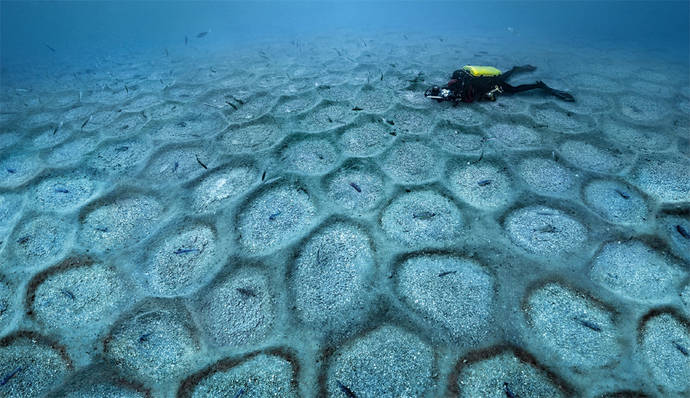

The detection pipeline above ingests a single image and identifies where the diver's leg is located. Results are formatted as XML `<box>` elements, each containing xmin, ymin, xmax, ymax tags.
<box><xmin>501</xmin><ymin>65</ymin><xmax>537</xmax><ymax>80</ymax></box>
<box><xmin>501</xmin><ymin>82</ymin><xmax>541</xmax><ymax>93</ymax></box>
<box><xmin>536</xmin><ymin>80</ymin><xmax>575</xmax><ymax>101</ymax></box>
<box><xmin>502</xmin><ymin>81</ymin><xmax>574</xmax><ymax>101</ymax></box>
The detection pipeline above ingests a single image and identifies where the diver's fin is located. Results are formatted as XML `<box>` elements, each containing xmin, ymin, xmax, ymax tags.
<box><xmin>537</xmin><ymin>81</ymin><xmax>575</xmax><ymax>102</ymax></box>
<box><xmin>551</xmin><ymin>89</ymin><xmax>575</xmax><ymax>102</ymax></box>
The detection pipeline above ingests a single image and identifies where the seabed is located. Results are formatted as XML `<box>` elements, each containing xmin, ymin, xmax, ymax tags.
<box><xmin>0</xmin><ymin>33</ymin><xmax>689</xmax><ymax>397</ymax></box>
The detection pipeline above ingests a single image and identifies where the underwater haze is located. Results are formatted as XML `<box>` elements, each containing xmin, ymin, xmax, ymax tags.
<box><xmin>1</xmin><ymin>1</ymin><xmax>689</xmax><ymax>397</ymax></box>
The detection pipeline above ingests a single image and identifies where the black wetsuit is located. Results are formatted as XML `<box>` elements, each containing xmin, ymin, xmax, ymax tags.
<box><xmin>445</xmin><ymin>65</ymin><xmax>574</xmax><ymax>102</ymax></box>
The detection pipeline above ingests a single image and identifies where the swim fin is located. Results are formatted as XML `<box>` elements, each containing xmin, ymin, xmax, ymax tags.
<box><xmin>537</xmin><ymin>81</ymin><xmax>575</xmax><ymax>102</ymax></box>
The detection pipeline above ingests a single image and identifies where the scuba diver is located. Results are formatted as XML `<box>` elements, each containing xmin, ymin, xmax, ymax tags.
<box><xmin>425</xmin><ymin>65</ymin><xmax>574</xmax><ymax>103</ymax></box>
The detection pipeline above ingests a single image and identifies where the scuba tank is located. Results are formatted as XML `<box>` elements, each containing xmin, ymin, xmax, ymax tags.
<box><xmin>461</xmin><ymin>65</ymin><xmax>502</xmax><ymax>77</ymax></box>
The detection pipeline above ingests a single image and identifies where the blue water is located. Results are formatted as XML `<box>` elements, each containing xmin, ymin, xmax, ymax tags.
<box><xmin>1</xmin><ymin>1</ymin><xmax>689</xmax><ymax>398</ymax></box>
<box><xmin>2</xmin><ymin>1</ymin><xmax>688</xmax><ymax>68</ymax></box>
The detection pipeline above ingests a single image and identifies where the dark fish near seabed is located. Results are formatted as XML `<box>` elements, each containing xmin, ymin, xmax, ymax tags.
<box><xmin>45</xmin><ymin>44</ymin><xmax>56</xmax><ymax>52</ymax></box>
<box><xmin>236</xmin><ymin>287</ymin><xmax>257</xmax><ymax>297</ymax></box>
<box><xmin>185</xmin><ymin>35</ymin><xmax>188</xmax><ymax>45</ymax></box>
<box><xmin>673</xmin><ymin>340</ymin><xmax>689</xmax><ymax>356</ymax></box>
<box><xmin>138</xmin><ymin>332</ymin><xmax>153</xmax><ymax>343</ymax></box>
<box><xmin>477</xmin><ymin>179</ymin><xmax>492</xmax><ymax>186</ymax></box>
<box><xmin>614</xmin><ymin>189</ymin><xmax>630</xmax><ymax>199</ymax></box>
<box><xmin>197</xmin><ymin>29</ymin><xmax>210</xmax><ymax>38</ymax></box>
<box><xmin>413</xmin><ymin>211</ymin><xmax>436</xmax><ymax>220</ymax></box>
<box><xmin>675</xmin><ymin>224</ymin><xmax>690</xmax><ymax>239</ymax></box>
<box><xmin>195</xmin><ymin>155</ymin><xmax>208</xmax><ymax>169</ymax></box>
<box><xmin>174</xmin><ymin>248</ymin><xmax>199</xmax><ymax>255</ymax></box>
<box><xmin>54</xmin><ymin>187</ymin><xmax>69</xmax><ymax>193</ymax></box>
<box><xmin>0</xmin><ymin>366</ymin><xmax>23</xmax><ymax>386</ymax></box>
<box><xmin>336</xmin><ymin>380</ymin><xmax>357</xmax><ymax>398</ymax></box>
<box><xmin>233</xmin><ymin>387</ymin><xmax>246</xmax><ymax>398</ymax></box>
<box><xmin>349</xmin><ymin>182</ymin><xmax>362</xmax><ymax>192</ymax></box>
<box><xmin>503</xmin><ymin>382</ymin><xmax>516</xmax><ymax>398</ymax></box>
<box><xmin>61</xmin><ymin>289</ymin><xmax>75</xmax><ymax>300</ymax></box>
<box><xmin>575</xmin><ymin>316</ymin><xmax>601</xmax><ymax>332</ymax></box>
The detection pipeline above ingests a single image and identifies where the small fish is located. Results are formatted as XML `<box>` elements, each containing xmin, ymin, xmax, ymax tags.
<box><xmin>349</xmin><ymin>182</ymin><xmax>362</xmax><ymax>192</ymax></box>
<box><xmin>81</xmin><ymin>115</ymin><xmax>91</xmax><ymax>129</ymax></box>
<box><xmin>174</xmin><ymin>248</ymin><xmax>199</xmax><ymax>255</ymax></box>
<box><xmin>208</xmin><ymin>101</ymin><xmax>231</xmax><ymax>111</ymax></box>
<box><xmin>673</xmin><ymin>341</ymin><xmax>689</xmax><ymax>356</ymax></box>
<box><xmin>675</xmin><ymin>224</ymin><xmax>690</xmax><ymax>239</ymax></box>
<box><xmin>115</xmin><ymin>146</ymin><xmax>129</xmax><ymax>152</ymax></box>
<box><xmin>403</xmin><ymin>34</ymin><xmax>408</xmax><ymax>40</ymax></box>
<box><xmin>352</xmin><ymin>106</ymin><xmax>363</xmax><ymax>111</ymax></box>
<box><xmin>197</xmin><ymin>29</ymin><xmax>210</xmax><ymax>38</ymax></box>
<box><xmin>472</xmin><ymin>149</ymin><xmax>485</xmax><ymax>164</ymax></box>
<box><xmin>233</xmin><ymin>387</ymin><xmax>246</xmax><ymax>398</ymax></box>
<box><xmin>165</xmin><ymin>48</ymin><xmax>169</xmax><ymax>57</ymax></box>
<box><xmin>54</xmin><ymin>187</ymin><xmax>69</xmax><ymax>193</ymax></box>
<box><xmin>52</xmin><ymin>124</ymin><xmax>59</xmax><ymax>135</ymax></box>
<box><xmin>176</xmin><ymin>121</ymin><xmax>187</xmax><ymax>128</ymax></box>
<box><xmin>575</xmin><ymin>317</ymin><xmax>601</xmax><ymax>332</ymax></box>
<box><xmin>477</xmin><ymin>179</ymin><xmax>492</xmax><ymax>186</ymax></box>
<box><xmin>389</xmin><ymin>131</ymin><xmax>396</xmax><ymax>136</ymax></box>
<box><xmin>229</xmin><ymin>95</ymin><xmax>244</xmax><ymax>105</ymax></box>
<box><xmin>185</xmin><ymin>35</ymin><xmax>188</xmax><ymax>45</ymax></box>
<box><xmin>138</xmin><ymin>332</ymin><xmax>152</xmax><ymax>343</ymax></box>
<box><xmin>173</xmin><ymin>161</ymin><xmax>179</xmax><ymax>173</ymax></box>
<box><xmin>438</xmin><ymin>270</ymin><xmax>457</xmax><ymax>277</ymax></box>
<box><xmin>61</xmin><ymin>289</ymin><xmax>75</xmax><ymax>300</ymax></box>
<box><xmin>226</xmin><ymin>101</ymin><xmax>238</xmax><ymax>110</ymax></box>
<box><xmin>386</xmin><ymin>119</ymin><xmax>395</xmax><ymax>125</ymax></box>
<box><xmin>45</xmin><ymin>43</ymin><xmax>56</xmax><ymax>52</ymax></box>
<box><xmin>195</xmin><ymin>155</ymin><xmax>208</xmax><ymax>169</ymax></box>
<box><xmin>536</xmin><ymin>224</ymin><xmax>557</xmax><ymax>233</ymax></box>
<box><xmin>236</xmin><ymin>287</ymin><xmax>257</xmax><ymax>297</ymax></box>
<box><xmin>261</xmin><ymin>170</ymin><xmax>266</xmax><ymax>181</ymax></box>
<box><xmin>95</xmin><ymin>227</ymin><xmax>109</xmax><ymax>233</ymax></box>
<box><xmin>361</xmin><ymin>39</ymin><xmax>367</xmax><ymax>48</ymax></box>
<box><xmin>614</xmin><ymin>189</ymin><xmax>630</xmax><ymax>199</ymax></box>
<box><xmin>380</xmin><ymin>73</ymin><xmax>383</xmax><ymax>81</ymax></box>
<box><xmin>268</xmin><ymin>211</ymin><xmax>281</xmax><ymax>221</ymax></box>
<box><xmin>413</xmin><ymin>211</ymin><xmax>436</xmax><ymax>220</ymax></box>
<box><xmin>503</xmin><ymin>382</ymin><xmax>516</xmax><ymax>398</ymax></box>
<box><xmin>16</xmin><ymin>236</ymin><xmax>30</xmax><ymax>245</ymax></box>
<box><xmin>336</xmin><ymin>380</ymin><xmax>357</xmax><ymax>398</ymax></box>
<box><xmin>6</xmin><ymin>168</ymin><xmax>16</xmax><ymax>174</ymax></box>
<box><xmin>0</xmin><ymin>366</ymin><xmax>23</xmax><ymax>386</ymax></box>
<box><xmin>327</xmin><ymin>116</ymin><xmax>333</xmax><ymax>123</ymax></box>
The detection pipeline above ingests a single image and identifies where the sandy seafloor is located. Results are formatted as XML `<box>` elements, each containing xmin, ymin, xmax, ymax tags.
<box><xmin>0</xmin><ymin>32</ymin><xmax>689</xmax><ymax>398</ymax></box>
